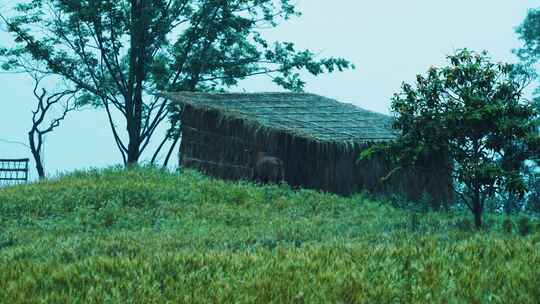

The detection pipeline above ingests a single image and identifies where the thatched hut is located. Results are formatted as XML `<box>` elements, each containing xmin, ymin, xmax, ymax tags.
<box><xmin>165</xmin><ymin>92</ymin><xmax>452</xmax><ymax>202</ymax></box>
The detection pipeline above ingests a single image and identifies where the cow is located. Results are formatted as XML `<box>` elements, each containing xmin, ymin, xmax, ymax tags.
<box><xmin>246</xmin><ymin>149</ymin><xmax>285</xmax><ymax>184</ymax></box>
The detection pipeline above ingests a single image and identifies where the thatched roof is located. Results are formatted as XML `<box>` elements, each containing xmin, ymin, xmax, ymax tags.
<box><xmin>165</xmin><ymin>92</ymin><xmax>397</xmax><ymax>143</ymax></box>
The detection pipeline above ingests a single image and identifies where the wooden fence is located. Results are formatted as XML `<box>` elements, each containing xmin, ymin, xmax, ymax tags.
<box><xmin>0</xmin><ymin>158</ymin><xmax>29</xmax><ymax>186</ymax></box>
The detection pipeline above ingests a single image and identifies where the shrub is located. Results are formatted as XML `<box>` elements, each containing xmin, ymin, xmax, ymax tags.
<box><xmin>455</xmin><ymin>217</ymin><xmax>473</xmax><ymax>231</ymax></box>
<box><xmin>502</xmin><ymin>218</ymin><xmax>514</xmax><ymax>234</ymax></box>
<box><xmin>409</xmin><ymin>212</ymin><xmax>420</xmax><ymax>232</ymax></box>
<box><xmin>518</xmin><ymin>217</ymin><xmax>532</xmax><ymax>236</ymax></box>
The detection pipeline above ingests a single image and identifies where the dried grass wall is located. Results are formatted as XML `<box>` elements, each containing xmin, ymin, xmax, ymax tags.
<box><xmin>179</xmin><ymin>104</ymin><xmax>453</xmax><ymax>203</ymax></box>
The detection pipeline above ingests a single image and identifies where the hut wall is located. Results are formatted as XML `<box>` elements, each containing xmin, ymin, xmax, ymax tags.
<box><xmin>178</xmin><ymin>104</ymin><xmax>453</xmax><ymax>203</ymax></box>
<box><xmin>348</xmin><ymin>145</ymin><xmax>454</xmax><ymax>204</ymax></box>
<box><xmin>179</xmin><ymin>106</ymin><xmax>254</xmax><ymax>180</ymax></box>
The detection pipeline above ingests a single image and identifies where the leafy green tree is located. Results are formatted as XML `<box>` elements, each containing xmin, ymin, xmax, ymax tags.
<box><xmin>515</xmin><ymin>8</ymin><xmax>540</xmax><ymax>214</ymax></box>
<box><xmin>369</xmin><ymin>49</ymin><xmax>539</xmax><ymax>229</ymax></box>
<box><xmin>516</xmin><ymin>8</ymin><xmax>540</xmax><ymax>66</ymax></box>
<box><xmin>0</xmin><ymin>0</ymin><xmax>352</xmax><ymax>166</ymax></box>
<box><xmin>516</xmin><ymin>8</ymin><xmax>540</xmax><ymax>107</ymax></box>
<box><xmin>525</xmin><ymin>171</ymin><xmax>540</xmax><ymax>213</ymax></box>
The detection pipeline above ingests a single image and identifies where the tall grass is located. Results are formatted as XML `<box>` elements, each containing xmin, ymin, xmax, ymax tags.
<box><xmin>0</xmin><ymin>167</ymin><xmax>538</xmax><ymax>303</ymax></box>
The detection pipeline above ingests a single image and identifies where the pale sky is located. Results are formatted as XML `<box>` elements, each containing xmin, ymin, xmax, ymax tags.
<box><xmin>0</xmin><ymin>1</ymin><xmax>537</xmax><ymax>179</ymax></box>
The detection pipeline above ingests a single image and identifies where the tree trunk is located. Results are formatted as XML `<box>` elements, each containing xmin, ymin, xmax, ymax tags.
<box><xmin>504</xmin><ymin>192</ymin><xmax>516</xmax><ymax>215</ymax></box>
<box><xmin>126</xmin><ymin>124</ymin><xmax>141</xmax><ymax>165</ymax></box>
<box><xmin>163</xmin><ymin>134</ymin><xmax>181</xmax><ymax>168</ymax></box>
<box><xmin>35</xmin><ymin>158</ymin><xmax>45</xmax><ymax>179</ymax></box>
<box><xmin>28</xmin><ymin>131</ymin><xmax>45</xmax><ymax>179</ymax></box>
<box><xmin>125</xmin><ymin>0</ymin><xmax>147</xmax><ymax>166</ymax></box>
<box><xmin>473</xmin><ymin>206</ymin><xmax>482</xmax><ymax>229</ymax></box>
<box><xmin>472</xmin><ymin>188</ymin><xmax>483</xmax><ymax>229</ymax></box>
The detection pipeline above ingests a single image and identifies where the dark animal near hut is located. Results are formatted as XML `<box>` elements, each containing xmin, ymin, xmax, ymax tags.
<box><xmin>251</xmin><ymin>151</ymin><xmax>285</xmax><ymax>184</ymax></box>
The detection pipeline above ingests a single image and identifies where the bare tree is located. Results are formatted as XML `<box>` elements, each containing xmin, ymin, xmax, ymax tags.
<box><xmin>0</xmin><ymin>48</ymin><xmax>81</xmax><ymax>179</ymax></box>
<box><xmin>28</xmin><ymin>74</ymin><xmax>78</xmax><ymax>179</ymax></box>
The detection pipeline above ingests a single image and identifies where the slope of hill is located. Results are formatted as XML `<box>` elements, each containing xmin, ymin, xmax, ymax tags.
<box><xmin>0</xmin><ymin>167</ymin><xmax>538</xmax><ymax>303</ymax></box>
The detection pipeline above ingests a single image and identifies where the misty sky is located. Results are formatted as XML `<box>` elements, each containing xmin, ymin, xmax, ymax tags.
<box><xmin>0</xmin><ymin>1</ymin><xmax>536</xmax><ymax>179</ymax></box>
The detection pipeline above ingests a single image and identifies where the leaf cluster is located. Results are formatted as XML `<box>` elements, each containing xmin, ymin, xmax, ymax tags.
<box><xmin>515</xmin><ymin>7</ymin><xmax>540</xmax><ymax>108</ymax></box>
<box><xmin>0</xmin><ymin>0</ymin><xmax>353</xmax><ymax>164</ymax></box>
<box><xmin>388</xmin><ymin>50</ymin><xmax>539</xmax><ymax>203</ymax></box>
<box><xmin>1</xmin><ymin>0</ymin><xmax>353</xmax><ymax>98</ymax></box>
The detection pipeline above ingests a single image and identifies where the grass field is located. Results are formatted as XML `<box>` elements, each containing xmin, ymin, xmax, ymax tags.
<box><xmin>0</xmin><ymin>167</ymin><xmax>539</xmax><ymax>303</ymax></box>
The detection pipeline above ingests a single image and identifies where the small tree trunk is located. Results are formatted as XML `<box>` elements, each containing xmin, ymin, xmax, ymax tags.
<box><xmin>504</xmin><ymin>192</ymin><xmax>516</xmax><ymax>215</ymax></box>
<box><xmin>150</xmin><ymin>135</ymin><xmax>169</xmax><ymax>165</ymax></box>
<box><xmin>35</xmin><ymin>160</ymin><xmax>45</xmax><ymax>179</ymax></box>
<box><xmin>473</xmin><ymin>206</ymin><xmax>482</xmax><ymax>229</ymax></box>
<box><xmin>163</xmin><ymin>135</ymin><xmax>181</xmax><ymax>168</ymax></box>
<box><xmin>472</xmin><ymin>188</ymin><xmax>483</xmax><ymax>229</ymax></box>
<box><xmin>28</xmin><ymin>131</ymin><xmax>45</xmax><ymax>180</ymax></box>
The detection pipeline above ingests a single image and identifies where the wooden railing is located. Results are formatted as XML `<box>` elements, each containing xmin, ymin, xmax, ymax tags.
<box><xmin>0</xmin><ymin>158</ymin><xmax>29</xmax><ymax>186</ymax></box>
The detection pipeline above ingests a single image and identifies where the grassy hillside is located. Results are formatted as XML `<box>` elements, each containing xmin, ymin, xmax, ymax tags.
<box><xmin>0</xmin><ymin>167</ymin><xmax>539</xmax><ymax>303</ymax></box>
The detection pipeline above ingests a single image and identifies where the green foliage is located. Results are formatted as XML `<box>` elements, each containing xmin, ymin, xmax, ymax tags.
<box><xmin>0</xmin><ymin>0</ymin><xmax>353</xmax><ymax>164</ymax></box>
<box><xmin>518</xmin><ymin>217</ymin><xmax>532</xmax><ymax>236</ymax></box>
<box><xmin>409</xmin><ymin>212</ymin><xmax>420</xmax><ymax>232</ymax></box>
<box><xmin>525</xmin><ymin>171</ymin><xmax>540</xmax><ymax>213</ymax></box>
<box><xmin>515</xmin><ymin>8</ymin><xmax>540</xmax><ymax>65</ymax></box>
<box><xmin>455</xmin><ymin>217</ymin><xmax>473</xmax><ymax>232</ymax></box>
<box><xmin>379</xmin><ymin>49</ymin><xmax>540</xmax><ymax>228</ymax></box>
<box><xmin>0</xmin><ymin>167</ymin><xmax>539</xmax><ymax>302</ymax></box>
<box><xmin>502</xmin><ymin>217</ymin><xmax>513</xmax><ymax>234</ymax></box>
<box><xmin>515</xmin><ymin>7</ymin><xmax>540</xmax><ymax>113</ymax></box>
